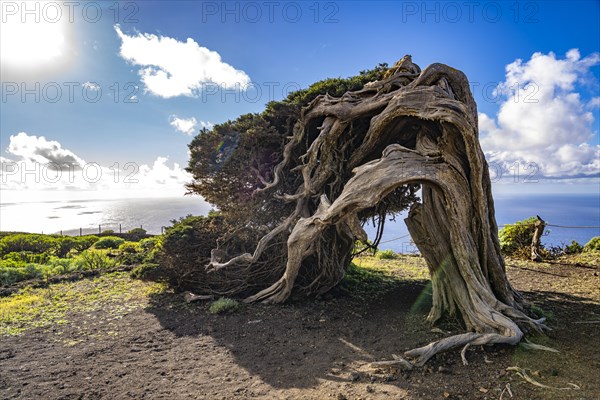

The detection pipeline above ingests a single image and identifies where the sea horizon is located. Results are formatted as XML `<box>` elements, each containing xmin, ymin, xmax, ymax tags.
<box><xmin>1</xmin><ymin>192</ymin><xmax>598</xmax><ymax>252</ymax></box>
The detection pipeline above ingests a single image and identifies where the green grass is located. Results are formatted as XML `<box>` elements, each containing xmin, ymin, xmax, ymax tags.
<box><xmin>339</xmin><ymin>254</ymin><xmax>429</xmax><ymax>301</ymax></box>
<box><xmin>0</xmin><ymin>272</ymin><xmax>165</xmax><ymax>336</ymax></box>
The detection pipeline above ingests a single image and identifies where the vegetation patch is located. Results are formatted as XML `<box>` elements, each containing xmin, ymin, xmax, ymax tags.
<box><xmin>0</xmin><ymin>272</ymin><xmax>165</xmax><ymax>336</ymax></box>
<box><xmin>209</xmin><ymin>298</ymin><xmax>242</xmax><ymax>314</ymax></box>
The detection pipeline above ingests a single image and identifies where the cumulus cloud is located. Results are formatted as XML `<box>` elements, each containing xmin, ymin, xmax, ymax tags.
<box><xmin>170</xmin><ymin>116</ymin><xmax>196</xmax><ymax>135</ymax></box>
<box><xmin>7</xmin><ymin>132</ymin><xmax>85</xmax><ymax>169</ymax></box>
<box><xmin>1</xmin><ymin>132</ymin><xmax>192</xmax><ymax>197</ymax></box>
<box><xmin>480</xmin><ymin>49</ymin><xmax>600</xmax><ymax>178</ymax></box>
<box><xmin>114</xmin><ymin>25</ymin><xmax>251</xmax><ymax>98</ymax></box>
<box><xmin>169</xmin><ymin>115</ymin><xmax>213</xmax><ymax>135</ymax></box>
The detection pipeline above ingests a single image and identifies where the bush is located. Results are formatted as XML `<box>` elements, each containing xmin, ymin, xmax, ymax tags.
<box><xmin>159</xmin><ymin>214</ymin><xmax>228</xmax><ymax>290</ymax></box>
<box><xmin>499</xmin><ymin>217</ymin><xmax>539</xmax><ymax>257</ymax></box>
<box><xmin>564</xmin><ymin>240</ymin><xmax>583</xmax><ymax>254</ymax></box>
<box><xmin>72</xmin><ymin>236</ymin><xmax>100</xmax><ymax>252</ymax></box>
<box><xmin>119</xmin><ymin>242</ymin><xmax>141</xmax><ymax>253</ymax></box>
<box><xmin>209</xmin><ymin>298</ymin><xmax>241</xmax><ymax>314</ymax></box>
<box><xmin>376</xmin><ymin>249</ymin><xmax>397</xmax><ymax>260</ymax></box>
<box><xmin>75</xmin><ymin>250</ymin><xmax>115</xmax><ymax>270</ymax></box>
<box><xmin>93</xmin><ymin>236</ymin><xmax>125</xmax><ymax>250</ymax></box>
<box><xmin>3</xmin><ymin>251</ymin><xmax>49</xmax><ymax>264</ymax></box>
<box><xmin>0</xmin><ymin>234</ymin><xmax>56</xmax><ymax>257</ymax></box>
<box><xmin>102</xmin><ymin>229</ymin><xmax>115</xmax><ymax>234</ymax></box>
<box><xmin>127</xmin><ymin>228</ymin><xmax>147</xmax><ymax>241</ymax></box>
<box><xmin>584</xmin><ymin>236</ymin><xmax>600</xmax><ymax>252</ymax></box>
<box><xmin>139</xmin><ymin>237</ymin><xmax>158</xmax><ymax>252</ymax></box>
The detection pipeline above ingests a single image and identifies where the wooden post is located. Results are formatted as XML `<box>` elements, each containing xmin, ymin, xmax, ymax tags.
<box><xmin>119</xmin><ymin>224</ymin><xmax>122</xmax><ymax>234</ymax></box>
<box><xmin>99</xmin><ymin>225</ymin><xmax>101</xmax><ymax>234</ymax></box>
<box><xmin>531</xmin><ymin>215</ymin><xmax>546</xmax><ymax>262</ymax></box>
<box><xmin>79</xmin><ymin>228</ymin><xmax>82</xmax><ymax>236</ymax></box>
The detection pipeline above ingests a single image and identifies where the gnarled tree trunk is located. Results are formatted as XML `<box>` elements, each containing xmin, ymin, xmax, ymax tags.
<box><xmin>207</xmin><ymin>56</ymin><xmax>546</xmax><ymax>365</ymax></box>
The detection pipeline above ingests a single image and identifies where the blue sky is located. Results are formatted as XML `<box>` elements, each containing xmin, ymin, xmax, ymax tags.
<box><xmin>1</xmin><ymin>0</ymin><xmax>599</xmax><ymax>202</ymax></box>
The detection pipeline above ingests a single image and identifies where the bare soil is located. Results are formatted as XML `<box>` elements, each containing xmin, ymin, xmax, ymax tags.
<box><xmin>1</xmin><ymin>256</ymin><xmax>599</xmax><ymax>400</ymax></box>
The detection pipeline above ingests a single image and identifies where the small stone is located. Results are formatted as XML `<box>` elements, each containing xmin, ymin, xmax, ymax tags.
<box><xmin>366</xmin><ymin>385</ymin><xmax>375</xmax><ymax>393</ymax></box>
<box><xmin>550</xmin><ymin>369</ymin><xmax>559</xmax><ymax>376</ymax></box>
<box><xmin>479</xmin><ymin>387</ymin><xmax>488</xmax><ymax>393</ymax></box>
<box><xmin>350</xmin><ymin>372</ymin><xmax>361</xmax><ymax>382</ymax></box>
<box><xmin>336</xmin><ymin>393</ymin><xmax>347</xmax><ymax>400</ymax></box>
<box><xmin>443</xmin><ymin>392</ymin><xmax>450</xmax><ymax>398</ymax></box>
<box><xmin>438</xmin><ymin>366</ymin><xmax>450</xmax><ymax>374</ymax></box>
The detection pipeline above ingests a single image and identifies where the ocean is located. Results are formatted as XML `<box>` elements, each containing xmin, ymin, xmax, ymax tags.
<box><xmin>1</xmin><ymin>194</ymin><xmax>598</xmax><ymax>251</ymax></box>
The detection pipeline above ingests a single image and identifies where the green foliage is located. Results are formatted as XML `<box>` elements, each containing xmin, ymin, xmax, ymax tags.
<box><xmin>74</xmin><ymin>249</ymin><xmax>115</xmax><ymax>270</ymax></box>
<box><xmin>127</xmin><ymin>228</ymin><xmax>147</xmax><ymax>241</ymax></box>
<box><xmin>93</xmin><ymin>236</ymin><xmax>126</xmax><ymax>250</ymax></box>
<box><xmin>130</xmin><ymin>263</ymin><xmax>163</xmax><ymax>280</ymax></box>
<box><xmin>0</xmin><ymin>232</ymin><xmax>157</xmax><ymax>286</ymax></box>
<box><xmin>72</xmin><ymin>236</ymin><xmax>100</xmax><ymax>251</ymax></box>
<box><xmin>119</xmin><ymin>241</ymin><xmax>141</xmax><ymax>253</ymax></box>
<box><xmin>185</xmin><ymin>64</ymin><xmax>390</xmax><ymax>226</ymax></box>
<box><xmin>376</xmin><ymin>249</ymin><xmax>397</xmax><ymax>260</ymax></box>
<box><xmin>499</xmin><ymin>217</ymin><xmax>538</xmax><ymax>257</ymax></box>
<box><xmin>3</xmin><ymin>251</ymin><xmax>49</xmax><ymax>264</ymax></box>
<box><xmin>0</xmin><ymin>234</ymin><xmax>55</xmax><ymax>256</ymax></box>
<box><xmin>564</xmin><ymin>240</ymin><xmax>583</xmax><ymax>255</ymax></box>
<box><xmin>584</xmin><ymin>236</ymin><xmax>600</xmax><ymax>252</ymax></box>
<box><xmin>336</xmin><ymin>261</ymin><xmax>399</xmax><ymax>300</ymax></box>
<box><xmin>102</xmin><ymin>229</ymin><xmax>115</xmax><ymax>234</ymax></box>
<box><xmin>209</xmin><ymin>298</ymin><xmax>241</xmax><ymax>314</ymax></box>
<box><xmin>158</xmin><ymin>214</ymin><xmax>228</xmax><ymax>289</ymax></box>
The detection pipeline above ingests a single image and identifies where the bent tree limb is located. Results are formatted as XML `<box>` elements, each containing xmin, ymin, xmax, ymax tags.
<box><xmin>204</xmin><ymin>55</ymin><xmax>547</xmax><ymax>364</ymax></box>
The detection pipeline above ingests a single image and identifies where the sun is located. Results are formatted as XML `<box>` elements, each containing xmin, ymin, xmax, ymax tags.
<box><xmin>0</xmin><ymin>3</ymin><xmax>74</xmax><ymax>79</ymax></box>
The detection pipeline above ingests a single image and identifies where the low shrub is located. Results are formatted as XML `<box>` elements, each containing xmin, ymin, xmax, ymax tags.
<box><xmin>75</xmin><ymin>250</ymin><xmax>115</xmax><ymax>270</ymax></box>
<box><xmin>209</xmin><ymin>298</ymin><xmax>241</xmax><ymax>314</ymax></box>
<box><xmin>159</xmin><ymin>214</ymin><xmax>228</xmax><ymax>290</ymax></box>
<box><xmin>93</xmin><ymin>236</ymin><xmax>125</xmax><ymax>250</ymax></box>
<box><xmin>376</xmin><ymin>249</ymin><xmax>397</xmax><ymax>260</ymax></box>
<box><xmin>584</xmin><ymin>236</ymin><xmax>600</xmax><ymax>252</ymax></box>
<box><xmin>0</xmin><ymin>234</ymin><xmax>55</xmax><ymax>257</ymax></box>
<box><xmin>564</xmin><ymin>240</ymin><xmax>583</xmax><ymax>255</ymax></box>
<box><xmin>119</xmin><ymin>242</ymin><xmax>141</xmax><ymax>253</ymax></box>
<box><xmin>499</xmin><ymin>217</ymin><xmax>539</xmax><ymax>257</ymax></box>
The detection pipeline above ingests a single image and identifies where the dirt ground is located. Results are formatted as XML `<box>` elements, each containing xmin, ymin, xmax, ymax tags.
<box><xmin>1</xmin><ymin>255</ymin><xmax>599</xmax><ymax>400</ymax></box>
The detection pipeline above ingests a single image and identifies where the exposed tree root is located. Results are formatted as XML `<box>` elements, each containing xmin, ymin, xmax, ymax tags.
<box><xmin>197</xmin><ymin>55</ymin><xmax>550</xmax><ymax>366</ymax></box>
<box><xmin>507</xmin><ymin>367</ymin><xmax>580</xmax><ymax>390</ymax></box>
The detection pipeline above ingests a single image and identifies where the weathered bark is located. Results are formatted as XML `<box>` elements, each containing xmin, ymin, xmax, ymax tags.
<box><xmin>205</xmin><ymin>55</ymin><xmax>546</xmax><ymax>364</ymax></box>
<box><xmin>531</xmin><ymin>216</ymin><xmax>546</xmax><ymax>262</ymax></box>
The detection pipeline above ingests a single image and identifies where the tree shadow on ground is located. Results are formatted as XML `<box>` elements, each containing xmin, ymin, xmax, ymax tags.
<box><xmin>145</xmin><ymin>278</ymin><xmax>435</xmax><ymax>390</ymax></box>
<box><xmin>144</xmin><ymin>279</ymin><xmax>599</xmax><ymax>395</ymax></box>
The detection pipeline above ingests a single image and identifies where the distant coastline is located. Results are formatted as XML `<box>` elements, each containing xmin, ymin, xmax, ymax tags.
<box><xmin>1</xmin><ymin>194</ymin><xmax>598</xmax><ymax>251</ymax></box>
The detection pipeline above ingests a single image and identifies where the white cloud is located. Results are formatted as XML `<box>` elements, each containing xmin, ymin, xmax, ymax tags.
<box><xmin>169</xmin><ymin>115</ymin><xmax>213</xmax><ymax>135</ymax></box>
<box><xmin>480</xmin><ymin>49</ymin><xmax>600</xmax><ymax>178</ymax></box>
<box><xmin>588</xmin><ymin>97</ymin><xmax>600</xmax><ymax>109</ymax></box>
<box><xmin>1</xmin><ymin>132</ymin><xmax>193</xmax><ymax>198</ymax></box>
<box><xmin>170</xmin><ymin>115</ymin><xmax>197</xmax><ymax>135</ymax></box>
<box><xmin>114</xmin><ymin>25</ymin><xmax>251</xmax><ymax>98</ymax></box>
<box><xmin>7</xmin><ymin>132</ymin><xmax>85</xmax><ymax>168</ymax></box>
<box><xmin>82</xmin><ymin>81</ymin><xmax>101</xmax><ymax>91</ymax></box>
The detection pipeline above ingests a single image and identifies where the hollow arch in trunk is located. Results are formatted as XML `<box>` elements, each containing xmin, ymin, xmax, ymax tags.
<box><xmin>206</xmin><ymin>56</ymin><xmax>546</xmax><ymax>364</ymax></box>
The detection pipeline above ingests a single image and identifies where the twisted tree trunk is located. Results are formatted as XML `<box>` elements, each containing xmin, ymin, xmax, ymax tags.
<box><xmin>209</xmin><ymin>56</ymin><xmax>546</xmax><ymax>364</ymax></box>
